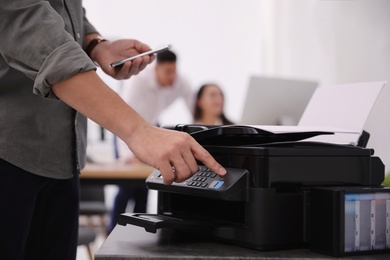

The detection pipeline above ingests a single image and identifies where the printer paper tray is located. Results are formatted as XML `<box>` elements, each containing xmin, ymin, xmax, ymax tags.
<box><xmin>118</xmin><ymin>213</ymin><xmax>214</xmax><ymax>233</ymax></box>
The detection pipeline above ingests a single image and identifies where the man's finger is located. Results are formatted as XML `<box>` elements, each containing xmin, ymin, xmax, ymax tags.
<box><xmin>117</xmin><ymin>61</ymin><xmax>132</xmax><ymax>79</ymax></box>
<box><xmin>182</xmin><ymin>149</ymin><xmax>200</xmax><ymax>174</ymax></box>
<box><xmin>128</xmin><ymin>57</ymin><xmax>143</xmax><ymax>76</ymax></box>
<box><xmin>138</xmin><ymin>55</ymin><xmax>152</xmax><ymax>72</ymax></box>
<box><xmin>149</xmin><ymin>54</ymin><xmax>156</xmax><ymax>64</ymax></box>
<box><xmin>191</xmin><ymin>142</ymin><xmax>226</xmax><ymax>176</ymax></box>
<box><xmin>171</xmin><ymin>157</ymin><xmax>192</xmax><ymax>183</ymax></box>
<box><xmin>158</xmin><ymin>162</ymin><xmax>175</xmax><ymax>185</ymax></box>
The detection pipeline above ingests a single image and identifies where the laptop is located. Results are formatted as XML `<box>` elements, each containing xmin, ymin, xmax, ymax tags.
<box><xmin>240</xmin><ymin>76</ymin><xmax>318</xmax><ymax>126</ymax></box>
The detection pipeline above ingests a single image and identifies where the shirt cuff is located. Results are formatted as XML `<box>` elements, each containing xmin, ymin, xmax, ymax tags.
<box><xmin>33</xmin><ymin>41</ymin><xmax>96</xmax><ymax>99</ymax></box>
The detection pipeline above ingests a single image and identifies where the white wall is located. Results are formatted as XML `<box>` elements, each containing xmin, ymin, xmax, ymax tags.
<box><xmin>260</xmin><ymin>0</ymin><xmax>390</xmax><ymax>172</ymax></box>
<box><xmin>83</xmin><ymin>0</ymin><xmax>262</xmax><ymax>133</ymax></box>
<box><xmin>84</xmin><ymin>0</ymin><xmax>390</xmax><ymax>174</ymax></box>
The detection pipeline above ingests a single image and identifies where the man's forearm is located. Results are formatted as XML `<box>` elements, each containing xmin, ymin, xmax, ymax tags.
<box><xmin>52</xmin><ymin>70</ymin><xmax>145</xmax><ymax>144</ymax></box>
<box><xmin>52</xmin><ymin>70</ymin><xmax>226</xmax><ymax>183</ymax></box>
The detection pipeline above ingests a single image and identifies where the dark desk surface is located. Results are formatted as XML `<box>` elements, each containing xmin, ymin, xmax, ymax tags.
<box><xmin>95</xmin><ymin>224</ymin><xmax>390</xmax><ymax>260</ymax></box>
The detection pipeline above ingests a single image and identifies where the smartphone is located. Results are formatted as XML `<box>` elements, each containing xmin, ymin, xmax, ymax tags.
<box><xmin>110</xmin><ymin>44</ymin><xmax>172</xmax><ymax>68</ymax></box>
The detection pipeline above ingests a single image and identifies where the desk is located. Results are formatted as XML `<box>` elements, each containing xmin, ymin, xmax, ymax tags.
<box><xmin>80</xmin><ymin>163</ymin><xmax>154</xmax><ymax>188</ymax></box>
<box><xmin>95</xmin><ymin>225</ymin><xmax>390</xmax><ymax>260</ymax></box>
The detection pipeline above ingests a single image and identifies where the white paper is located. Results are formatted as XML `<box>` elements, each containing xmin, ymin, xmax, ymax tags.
<box><xmin>246</xmin><ymin>81</ymin><xmax>386</xmax><ymax>145</ymax></box>
<box><xmin>299</xmin><ymin>81</ymin><xmax>386</xmax><ymax>132</ymax></box>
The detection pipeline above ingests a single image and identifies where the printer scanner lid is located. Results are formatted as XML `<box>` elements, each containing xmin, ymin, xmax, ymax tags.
<box><xmin>170</xmin><ymin>124</ymin><xmax>335</xmax><ymax>146</ymax></box>
<box><xmin>169</xmin><ymin>125</ymin><xmax>373</xmax><ymax>157</ymax></box>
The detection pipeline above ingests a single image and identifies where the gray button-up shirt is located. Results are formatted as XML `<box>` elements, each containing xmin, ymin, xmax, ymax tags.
<box><xmin>0</xmin><ymin>0</ymin><xmax>98</xmax><ymax>179</ymax></box>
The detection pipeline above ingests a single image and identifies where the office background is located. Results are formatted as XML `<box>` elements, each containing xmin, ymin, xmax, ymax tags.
<box><xmin>83</xmin><ymin>0</ymin><xmax>390</xmax><ymax>172</ymax></box>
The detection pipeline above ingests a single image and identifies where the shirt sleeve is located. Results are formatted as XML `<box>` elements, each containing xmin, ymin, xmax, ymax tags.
<box><xmin>0</xmin><ymin>1</ymin><xmax>96</xmax><ymax>99</ymax></box>
<box><xmin>83</xmin><ymin>7</ymin><xmax>99</xmax><ymax>36</ymax></box>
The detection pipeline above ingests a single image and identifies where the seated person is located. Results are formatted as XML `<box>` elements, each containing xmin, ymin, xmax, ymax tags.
<box><xmin>194</xmin><ymin>83</ymin><xmax>233</xmax><ymax>125</ymax></box>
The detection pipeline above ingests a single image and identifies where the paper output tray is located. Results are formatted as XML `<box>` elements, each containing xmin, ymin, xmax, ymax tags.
<box><xmin>169</xmin><ymin>125</ymin><xmax>333</xmax><ymax>146</ymax></box>
<box><xmin>118</xmin><ymin>213</ymin><xmax>214</xmax><ymax>233</ymax></box>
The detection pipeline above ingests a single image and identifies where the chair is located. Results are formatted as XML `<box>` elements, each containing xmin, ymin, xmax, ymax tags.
<box><xmin>78</xmin><ymin>225</ymin><xmax>96</xmax><ymax>260</ymax></box>
<box><xmin>79</xmin><ymin>185</ymin><xmax>108</xmax><ymax>236</ymax></box>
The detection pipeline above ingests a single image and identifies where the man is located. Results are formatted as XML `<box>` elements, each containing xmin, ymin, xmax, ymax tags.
<box><xmin>121</xmin><ymin>50</ymin><xmax>194</xmax><ymax>126</ymax></box>
<box><xmin>109</xmin><ymin>50</ymin><xmax>194</xmax><ymax>231</ymax></box>
<box><xmin>0</xmin><ymin>1</ymin><xmax>226</xmax><ymax>259</ymax></box>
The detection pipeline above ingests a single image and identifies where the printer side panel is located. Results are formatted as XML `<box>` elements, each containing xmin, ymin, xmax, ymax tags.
<box><xmin>267</xmin><ymin>156</ymin><xmax>371</xmax><ymax>187</ymax></box>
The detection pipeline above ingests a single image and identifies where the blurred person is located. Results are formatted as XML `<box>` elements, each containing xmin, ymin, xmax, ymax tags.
<box><xmin>194</xmin><ymin>84</ymin><xmax>234</xmax><ymax>125</ymax></box>
<box><xmin>120</xmin><ymin>50</ymin><xmax>194</xmax><ymax>125</ymax></box>
<box><xmin>109</xmin><ymin>50</ymin><xmax>194</xmax><ymax>232</ymax></box>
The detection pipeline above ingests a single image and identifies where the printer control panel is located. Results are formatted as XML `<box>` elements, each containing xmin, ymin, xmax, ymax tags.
<box><xmin>146</xmin><ymin>166</ymin><xmax>249</xmax><ymax>201</ymax></box>
<box><xmin>176</xmin><ymin>166</ymin><xmax>223</xmax><ymax>189</ymax></box>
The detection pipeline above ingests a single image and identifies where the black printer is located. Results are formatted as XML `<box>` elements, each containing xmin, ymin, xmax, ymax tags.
<box><xmin>118</xmin><ymin>125</ymin><xmax>389</xmax><ymax>256</ymax></box>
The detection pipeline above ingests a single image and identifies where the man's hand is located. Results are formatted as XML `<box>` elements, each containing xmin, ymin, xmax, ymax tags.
<box><xmin>52</xmin><ymin>71</ymin><xmax>226</xmax><ymax>186</ymax></box>
<box><xmin>122</xmin><ymin>155</ymin><xmax>142</xmax><ymax>165</ymax></box>
<box><xmin>90</xmin><ymin>39</ymin><xmax>155</xmax><ymax>79</ymax></box>
<box><xmin>124</xmin><ymin>124</ymin><xmax>227</xmax><ymax>185</ymax></box>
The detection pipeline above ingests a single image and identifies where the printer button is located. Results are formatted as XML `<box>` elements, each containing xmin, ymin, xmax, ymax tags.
<box><xmin>187</xmin><ymin>182</ymin><xmax>193</xmax><ymax>186</ymax></box>
<box><xmin>195</xmin><ymin>182</ymin><xmax>202</xmax><ymax>187</ymax></box>
<box><xmin>193</xmin><ymin>177</ymin><xmax>199</xmax><ymax>181</ymax></box>
<box><xmin>213</xmin><ymin>181</ymin><xmax>225</xmax><ymax>189</ymax></box>
<box><xmin>205</xmin><ymin>172</ymin><xmax>211</xmax><ymax>177</ymax></box>
<box><xmin>210</xmin><ymin>173</ymin><xmax>217</xmax><ymax>178</ymax></box>
<box><xmin>201</xmin><ymin>183</ymin><xmax>207</xmax><ymax>188</ymax></box>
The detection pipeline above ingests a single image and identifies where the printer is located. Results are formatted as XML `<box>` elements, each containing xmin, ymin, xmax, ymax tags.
<box><xmin>118</xmin><ymin>124</ymin><xmax>390</xmax><ymax>256</ymax></box>
<box><xmin>119</xmin><ymin>81</ymin><xmax>389</xmax><ymax>256</ymax></box>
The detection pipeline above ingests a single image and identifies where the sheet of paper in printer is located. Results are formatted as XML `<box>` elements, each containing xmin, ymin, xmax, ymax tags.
<box><xmin>248</xmin><ymin>81</ymin><xmax>387</xmax><ymax>145</ymax></box>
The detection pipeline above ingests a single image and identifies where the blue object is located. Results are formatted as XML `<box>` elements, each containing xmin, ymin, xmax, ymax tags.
<box><xmin>213</xmin><ymin>181</ymin><xmax>224</xmax><ymax>189</ymax></box>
